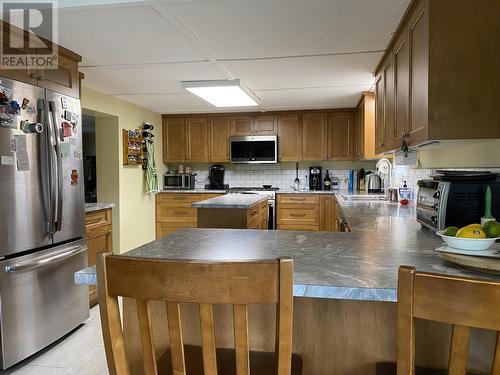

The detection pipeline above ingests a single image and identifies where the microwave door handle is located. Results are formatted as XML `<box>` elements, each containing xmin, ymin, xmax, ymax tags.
<box><xmin>49</xmin><ymin>100</ymin><xmax>63</xmax><ymax>232</ymax></box>
<box><xmin>4</xmin><ymin>246</ymin><xmax>86</xmax><ymax>273</ymax></box>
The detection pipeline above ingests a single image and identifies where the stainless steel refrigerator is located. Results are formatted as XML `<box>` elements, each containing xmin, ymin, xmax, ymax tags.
<box><xmin>0</xmin><ymin>77</ymin><xmax>88</xmax><ymax>368</ymax></box>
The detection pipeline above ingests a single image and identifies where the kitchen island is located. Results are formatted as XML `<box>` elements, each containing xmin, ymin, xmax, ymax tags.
<box><xmin>193</xmin><ymin>194</ymin><xmax>269</xmax><ymax>229</ymax></box>
<box><xmin>76</xmin><ymin>196</ymin><xmax>500</xmax><ymax>374</ymax></box>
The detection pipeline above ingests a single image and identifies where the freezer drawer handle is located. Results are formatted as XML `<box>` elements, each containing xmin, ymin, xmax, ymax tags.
<box><xmin>5</xmin><ymin>246</ymin><xmax>87</xmax><ymax>273</ymax></box>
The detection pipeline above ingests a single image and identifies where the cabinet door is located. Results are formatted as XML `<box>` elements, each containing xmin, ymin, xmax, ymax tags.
<box><xmin>230</xmin><ymin>116</ymin><xmax>254</xmax><ymax>135</ymax></box>
<box><xmin>375</xmin><ymin>73</ymin><xmax>385</xmax><ymax>153</ymax></box>
<box><xmin>321</xmin><ymin>196</ymin><xmax>337</xmax><ymax>231</ymax></box>
<box><xmin>394</xmin><ymin>32</ymin><xmax>410</xmax><ymax>145</ymax></box>
<box><xmin>186</xmin><ymin>117</ymin><xmax>208</xmax><ymax>162</ymax></box>
<box><xmin>354</xmin><ymin>104</ymin><xmax>364</xmax><ymax>160</ymax></box>
<box><xmin>383</xmin><ymin>57</ymin><xmax>395</xmax><ymax>151</ymax></box>
<box><xmin>37</xmin><ymin>54</ymin><xmax>79</xmax><ymax>98</ymax></box>
<box><xmin>254</xmin><ymin>115</ymin><xmax>277</xmax><ymax>135</ymax></box>
<box><xmin>302</xmin><ymin>113</ymin><xmax>327</xmax><ymax>161</ymax></box>
<box><xmin>408</xmin><ymin>0</ymin><xmax>429</xmax><ymax>145</ymax></box>
<box><xmin>163</xmin><ymin>117</ymin><xmax>186</xmax><ymax>163</ymax></box>
<box><xmin>278</xmin><ymin>114</ymin><xmax>302</xmax><ymax>161</ymax></box>
<box><xmin>209</xmin><ymin>117</ymin><xmax>230</xmax><ymax>162</ymax></box>
<box><xmin>328</xmin><ymin>112</ymin><xmax>353</xmax><ymax>160</ymax></box>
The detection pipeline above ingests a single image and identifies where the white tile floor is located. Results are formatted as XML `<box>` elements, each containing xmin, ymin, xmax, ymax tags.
<box><xmin>0</xmin><ymin>306</ymin><xmax>108</xmax><ymax>375</ymax></box>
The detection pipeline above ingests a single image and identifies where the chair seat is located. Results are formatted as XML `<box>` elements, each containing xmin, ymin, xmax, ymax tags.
<box><xmin>157</xmin><ymin>345</ymin><xmax>303</xmax><ymax>375</ymax></box>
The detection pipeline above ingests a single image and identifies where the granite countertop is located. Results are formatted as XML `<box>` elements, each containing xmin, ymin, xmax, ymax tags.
<box><xmin>76</xmin><ymin>194</ymin><xmax>500</xmax><ymax>302</ymax></box>
<box><xmin>159</xmin><ymin>189</ymin><xmax>226</xmax><ymax>194</ymax></box>
<box><xmin>84</xmin><ymin>203</ymin><xmax>115</xmax><ymax>213</ymax></box>
<box><xmin>192</xmin><ymin>194</ymin><xmax>268</xmax><ymax>209</ymax></box>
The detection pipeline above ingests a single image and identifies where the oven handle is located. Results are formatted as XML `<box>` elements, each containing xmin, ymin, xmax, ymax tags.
<box><xmin>5</xmin><ymin>246</ymin><xmax>87</xmax><ymax>273</ymax></box>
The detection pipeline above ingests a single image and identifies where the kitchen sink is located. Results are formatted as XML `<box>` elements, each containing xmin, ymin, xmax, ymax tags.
<box><xmin>341</xmin><ymin>194</ymin><xmax>387</xmax><ymax>201</ymax></box>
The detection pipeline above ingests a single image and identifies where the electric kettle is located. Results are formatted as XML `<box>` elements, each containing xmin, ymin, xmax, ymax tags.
<box><xmin>367</xmin><ymin>172</ymin><xmax>383</xmax><ymax>193</ymax></box>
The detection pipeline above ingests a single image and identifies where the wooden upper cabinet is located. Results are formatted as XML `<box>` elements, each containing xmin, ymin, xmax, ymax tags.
<box><xmin>163</xmin><ymin>117</ymin><xmax>186</xmax><ymax>163</ymax></box>
<box><xmin>278</xmin><ymin>114</ymin><xmax>302</xmax><ymax>162</ymax></box>
<box><xmin>37</xmin><ymin>53</ymin><xmax>79</xmax><ymax>98</ymax></box>
<box><xmin>186</xmin><ymin>117</ymin><xmax>208</xmax><ymax>162</ymax></box>
<box><xmin>408</xmin><ymin>1</ymin><xmax>429</xmax><ymax>145</ymax></box>
<box><xmin>254</xmin><ymin>115</ymin><xmax>277</xmax><ymax>135</ymax></box>
<box><xmin>328</xmin><ymin>112</ymin><xmax>353</xmax><ymax>161</ymax></box>
<box><xmin>302</xmin><ymin>112</ymin><xmax>327</xmax><ymax>161</ymax></box>
<box><xmin>209</xmin><ymin>117</ymin><xmax>230</xmax><ymax>162</ymax></box>
<box><xmin>354</xmin><ymin>103</ymin><xmax>363</xmax><ymax>160</ymax></box>
<box><xmin>383</xmin><ymin>56</ymin><xmax>396</xmax><ymax>151</ymax></box>
<box><xmin>394</xmin><ymin>31</ymin><xmax>410</xmax><ymax>144</ymax></box>
<box><xmin>375</xmin><ymin>73</ymin><xmax>385</xmax><ymax>154</ymax></box>
<box><xmin>230</xmin><ymin>116</ymin><xmax>254</xmax><ymax>136</ymax></box>
<box><xmin>354</xmin><ymin>92</ymin><xmax>377</xmax><ymax>160</ymax></box>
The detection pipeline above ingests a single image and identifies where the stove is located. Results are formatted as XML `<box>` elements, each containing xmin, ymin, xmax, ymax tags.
<box><xmin>226</xmin><ymin>187</ymin><xmax>278</xmax><ymax>229</ymax></box>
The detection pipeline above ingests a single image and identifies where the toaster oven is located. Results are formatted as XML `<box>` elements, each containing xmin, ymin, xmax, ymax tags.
<box><xmin>416</xmin><ymin>178</ymin><xmax>500</xmax><ymax>231</ymax></box>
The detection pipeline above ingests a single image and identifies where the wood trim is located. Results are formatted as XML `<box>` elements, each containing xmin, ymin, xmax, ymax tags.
<box><xmin>162</xmin><ymin>108</ymin><xmax>356</xmax><ymax>118</ymax></box>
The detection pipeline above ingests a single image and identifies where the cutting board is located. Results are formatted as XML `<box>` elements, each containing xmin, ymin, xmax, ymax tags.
<box><xmin>438</xmin><ymin>251</ymin><xmax>500</xmax><ymax>275</ymax></box>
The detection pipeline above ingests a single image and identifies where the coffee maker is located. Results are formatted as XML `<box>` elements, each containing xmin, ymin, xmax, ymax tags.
<box><xmin>207</xmin><ymin>164</ymin><xmax>227</xmax><ymax>190</ymax></box>
<box><xmin>309</xmin><ymin>166</ymin><xmax>322</xmax><ymax>190</ymax></box>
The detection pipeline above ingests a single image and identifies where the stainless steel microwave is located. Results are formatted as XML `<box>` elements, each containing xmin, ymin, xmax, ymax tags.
<box><xmin>163</xmin><ymin>173</ymin><xmax>195</xmax><ymax>190</ymax></box>
<box><xmin>229</xmin><ymin>135</ymin><xmax>278</xmax><ymax>164</ymax></box>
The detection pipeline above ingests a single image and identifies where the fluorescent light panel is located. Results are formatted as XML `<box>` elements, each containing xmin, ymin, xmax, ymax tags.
<box><xmin>182</xmin><ymin>80</ymin><xmax>259</xmax><ymax>108</ymax></box>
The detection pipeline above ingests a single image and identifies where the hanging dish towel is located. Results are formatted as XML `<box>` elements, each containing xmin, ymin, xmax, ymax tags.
<box><xmin>145</xmin><ymin>141</ymin><xmax>159</xmax><ymax>194</ymax></box>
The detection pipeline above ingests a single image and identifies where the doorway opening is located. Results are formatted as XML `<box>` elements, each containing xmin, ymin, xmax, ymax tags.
<box><xmin>82</xmin><ymin>113</ymin><xmax>97</xmax><ymax>203</ymax></box>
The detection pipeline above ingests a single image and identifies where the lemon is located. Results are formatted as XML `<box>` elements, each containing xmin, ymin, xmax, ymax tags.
<box><xmin>443</xmin><ymin>226</ymin><xmax>459</xmax><ymax>237</ymax></box>
<box><xmin>465</xmin><ymin>223</ymin><xmax>483</xmax><ymax>229</ymax></box>
<box><xmin>456</xmin><ymin>226</ymin><xmax>487</xmax><ymax>239</ymax></box>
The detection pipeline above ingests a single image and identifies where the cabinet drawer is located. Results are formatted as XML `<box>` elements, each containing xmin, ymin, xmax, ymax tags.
<box><xmin>247</xmin><ymin>206</ymin><xmax>260</xmax><ymax>221</ymax></box>
<box><xmin>156</xmin><ymin>193</ymin><xmax>205</xmax><ymax>203</ymax></box>
<box><xmin>204</xmin><ymin>194</ymin><xmax>224</xmax><ymax>200</ymax></box>
<box><xmin>156</xmin><ymin>222</ymin><xmax>197</xmax><ymax>239</ymax></box>
<box><xmin>86</xmin><ymin>224</ymin><xmax>112</xmax><ymax>239</ymax></box>
<box><xmin>85</xmin><ymin>210</ymin><xmax>111</xmax><ymax>228</ymax></box>
<box><xmin>157</xmin><ymin>204</ymin><xmax>197</xmax><ymax>223</ymax></box>
<box><xmin>277</xmin><ymin>194</ymin><xmax>320</xmax><ymax>205</ymax></box>
<box><xmin>277</xmin><ymin>206</ymin><xmax>319</xmax><ymax>225</ymax></box>
<box><xmin>247</xmin><ymin>215</ymin><xmax>261</xmax><ymax>229</ymax></box>
<box><xmin>277</xmin><ymin>224</ymin><xmax>319</xmax><ymax>231</ymax></box>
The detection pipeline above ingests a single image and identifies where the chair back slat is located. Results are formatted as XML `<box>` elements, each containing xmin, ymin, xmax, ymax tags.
<box><xmin>136</xmin><ymin>299</ymin><xmax>158</xmax><ymax>375</ymax></box>
<box><xmin>492</xmin><ymin>332</ymin><xmax>500</xmax><ymax>375</ymax></box>
<box><xmin>97</xmin><ymin>253</ymin><xmax>294</xmax><ymax>375</ymax></box>
<box><xmin>166</xmin><ymin>302</ymin><xmax>186</xmax><ymax>375</ymax></box>
<box><xmin>96</xmin><ymin>253</ymin><xmax>131</xmax><ymax>375</ymax></box>
<box><xmin>200</xmin><ymin>303</ymin><xmax>218</xmax><ymax>375</ymax></box>
<box><xmin>275</xmin><ymin>258</ymin><xmax>294</xmax><ymax>375</ymax></box>
<box><xmin>233</xmin><ymin>304</ymin><xmax>250</xmax><ymax>375</ymax></box>
<box><xmin>397</xmin><ymin>265</ymin><xmax>500</xmax><ymax>375</ymax></box>
<box><xmin>448</xmin><ymin>325</ymin><xmax>470</xmax><ymax>375</ymax></box>
<box><xmin>413</xmin><ymin>272</ymin><xmax>500</xmax><ymax>330</ymax></box>
<box><xmin>106</xmin><ymin>256</ymin><xmax>280</xmax><ymax>304</ymax></box>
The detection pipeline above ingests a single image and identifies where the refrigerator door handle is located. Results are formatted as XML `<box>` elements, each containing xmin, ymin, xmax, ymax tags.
<box><xmin>4</xmin><ymin>245</ymin><xmax>86</xmax><ymax>273</ymax></box>
<box><xmin>49</xmin><ymin>100</ymin><xmax>63</xmax><ymax>232</ymax></box>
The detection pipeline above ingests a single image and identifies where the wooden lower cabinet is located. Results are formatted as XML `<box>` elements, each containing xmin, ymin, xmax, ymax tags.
<box><xmin>277</xmin><ymin>193</ymin><xmax>339</xmax><ymax>232</ymax></box>
<box><xmin>85</xmin><ymin>208</ymin><xmax>112</xmax><ymax>306</ymax></box>
<box><xmin>198</xmin><ymin>200</ymin><xmax>268</xmax><ymax>230</ymax></box>
<box><xmin>156</xmin><ymin>193</ymin><xmax>223</xmax><ymax>238</ymax></box>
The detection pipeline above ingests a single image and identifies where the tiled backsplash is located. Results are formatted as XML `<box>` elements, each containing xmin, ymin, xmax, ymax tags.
<box><xmin>169</xmin><ymin>162</ymin><xmax>377</xmax><ymax>191</ymax></box>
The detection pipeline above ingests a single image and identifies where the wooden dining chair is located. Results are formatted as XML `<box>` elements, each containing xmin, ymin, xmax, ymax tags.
<box><xmin>397</xmin><ymin>265</ymin><xmax>500</xmax><ymax>375</ymax></box>
<box><xmin>96</xmin><ymin>252</ymin><xmax>301</xmax><ymax>375</ymax></box>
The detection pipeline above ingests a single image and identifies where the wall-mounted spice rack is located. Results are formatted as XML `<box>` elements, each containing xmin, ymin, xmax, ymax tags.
<box><xmin>122</xmin><ymin>129</ymin><xmax>143</xmax><ymax>166</ymax></box>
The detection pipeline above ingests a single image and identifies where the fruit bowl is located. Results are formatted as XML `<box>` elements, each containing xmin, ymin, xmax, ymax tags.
<box><xmin>436</xmin><ymin>230</ymin><xmax>500</xmax><ymax>251</ymax></box>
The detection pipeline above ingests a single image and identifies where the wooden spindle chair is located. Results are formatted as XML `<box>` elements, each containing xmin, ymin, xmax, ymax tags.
<box><xmin>97</xmin><ymin>252</ymin><xmax>301</xmax><ymax>375</ymax></box>
<box><xmin>397</xmin><ymin>266</ymin><xmax>500</xmax><ymax>375</ymax></box>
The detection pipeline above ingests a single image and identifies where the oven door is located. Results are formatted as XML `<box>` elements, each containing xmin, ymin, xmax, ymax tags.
<box><xmin>0</xmin><ymin>238</ymin><xmax>89</xmax><ymax>369</ymax></box>
<box><xmin>268</xmin><ymin>199</ymin><xmax>276</xmax><ymax>230</ymax></box>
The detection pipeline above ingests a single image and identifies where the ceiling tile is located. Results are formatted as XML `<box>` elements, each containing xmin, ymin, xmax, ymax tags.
<box><xmin>57</xmin><ymin>4</ymin><xmax>205</xmax><ymax>65</ymax></box>
<box><xmin>163</xmin><ymin>0</ymin><xmax>410</xmax><ymax>59</ymax></box>
<box><xmin>222</xmin><ymin>52</ymin><xmax>382</xmax><ymax>90</ymax></box>
<box><xmin>81</xmin><ymin>62</ymin><xmax>227</xmax><ymax>94</ymax></box>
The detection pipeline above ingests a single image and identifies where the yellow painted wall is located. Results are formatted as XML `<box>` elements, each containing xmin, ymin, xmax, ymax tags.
<box><xmin>417</xmin><ymin>140</ymin><xmax>500</xmax><ymax>168</ymax></box>
<box><xmin>81</xmin><ymin>87</ymin><xmax>163</xmax><ymax>254</ymax></box>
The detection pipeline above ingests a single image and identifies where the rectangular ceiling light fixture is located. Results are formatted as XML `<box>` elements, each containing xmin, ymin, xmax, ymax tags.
<box><xmin>181</xmin><ymin>79</ymin><xmax>259</xmax><ymax>107</ymax></box>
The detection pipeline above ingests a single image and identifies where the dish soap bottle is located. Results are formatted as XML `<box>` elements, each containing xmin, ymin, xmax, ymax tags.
<box><xmin>323</xmin><ymin>170</ymin><xmax>332</xmax><ymax>191</ymax></box>
<box><xmin>399</xmin><ymin>180</ymin><xmax>411</xmax><ymax>203</ymax></box>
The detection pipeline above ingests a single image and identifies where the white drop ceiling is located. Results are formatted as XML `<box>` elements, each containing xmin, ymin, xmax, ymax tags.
<box><xmin>56</xmin><ymin>0</ymin><xmax>410</xmax><ymax>114</ymax></box>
